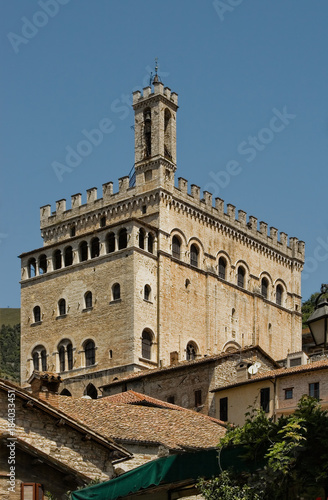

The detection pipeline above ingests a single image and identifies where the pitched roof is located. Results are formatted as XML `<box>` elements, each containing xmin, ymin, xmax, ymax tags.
<box><xmin>212</xmin><ymin>358</ymin><xmax>328</xmax><ymax>392</ymax></box>
<box><xmin>39</xmin><ymin>392</ymin><xmax>226</xmax><ymax>451</ymax></box>
<box><xmin>0</xmin><ymin>379</ymin><xmax>131</xmax><ymax>461</ymax></box>
<box><xmin>99</xmin><ymin>345</ymin><xmax>279</xmax><ymax>389</ymax></box>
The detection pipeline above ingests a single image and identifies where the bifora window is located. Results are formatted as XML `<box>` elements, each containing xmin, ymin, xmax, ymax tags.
<box><xmin>190</xmin><ymin>244</ymin><xmax>199</xmax><ymax>267</ymax></box>
<box><xmin>261</xmin><ymin>277</ymin><xmax>269</xmax><ymax>299</ymax></box>
<box><xmin>237</xmin><ymin>266</ymin><xmax>245</xmax><ymax>288</ymax></box>
<box><xmin>32</xmin><ymin>346</ymin><xmax>47</xmax><ymax>372</ymax></box>
<box><xmin>218</xmin><ymin>257</ymin><xmax>226</xmax><ymax>280</ymax></box>
<box><xmin>172</xmin><ymin>236</ymin><xmax>181</xmax><ymax>259</ymax></box>
<box><xmin>186</xmin><ymin>342</ymin><xmax>197</xmax><ymax>361</ymax></box>
<box><xmin>85</xmin><ymin>340</ymin><xmax>96</xmax><ymax>366</ymax></box>
<box><xmin>276</xmin><ymin>284</ymin><xmax>283</xmax><ymax>306</ymax></box>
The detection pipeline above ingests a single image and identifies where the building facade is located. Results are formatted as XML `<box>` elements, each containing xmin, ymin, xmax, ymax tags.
<box><xmin>20</xmin><ymin>77</ymin><xmax>304</xmax><ymax>392</ymax></box>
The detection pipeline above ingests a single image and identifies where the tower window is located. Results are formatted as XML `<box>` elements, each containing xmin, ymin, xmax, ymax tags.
<box><xmin>64</xmin><ymin>246</ymin><xmax>73</xmax><ymax>267</ymax></box>
<box><xmin>276</xmin><ymin>284</ymin><xmax>283</xmax><ymax>306</ymax></box>
<box><xmin>84</xmin><ymin>340</ymin><xmax>96</xmax><ymax>367</ymax></box>
<box><xmin>70</xmin><ymin>225</ymin><xmax>76</xmax><ymax>237</ymax></box>
<box><xmin>261</xmin><ymin>277</ymin><xmax>269</xmax><ymax>299</ymax></box>
<box><xmin>33</xmin><ymin>306</ymin><xmax>41</xmax><ymax>323</ymax></box>
<box><xmin>58</xmin><ymin>299</ymin><xmax>66</xmax><ymax>316</ymax></box>
<box><xmin>32</xmin><ymin>345</ymin><xmax>47</xmax><ymax>372</ymax></box>
<box><xmin>28</xmin><ymin>258</ymin><xmax>37</xmax><ymax>278</ymax></box>
<box><xmin>190</xmin><ymin>244</ymin><xmax>199</xmax><ymax>268</ymax></box>
<box><xmin>139</xmin><ymin>229</ymin><xmax>145</xmax><ymax>250</ymax></box>
<box><xmin>172</xmin><ymin>236</ymin><xmax>181</xmax><ymax>259</ymax></box>
<box><xmin>106</xmin><ymin>232</ymin><xmax>115</xmax><ymax>253</ymax></box>
<box><xmin>141</xmin><ymin>330</ymin><xmax>153</xmax><ymax>360</ymax></box>
<box><xmin>144</xmin><ymin>108</ymin><xmax>151</xmax><ymax>158</ymax></box>
<box><xmin>39</xmin><ymin>254</ymin><xmax>47</xmax><ymax>274</ymax></box>
<box><xmin>118</xmin><ymin>228</ymin><xmax>127</xmax><ymax>250</ymax></box>
<box><xmin>148</xmin><ymin>233</ymin><xmax>154</xmax><ymax>254</ymax></box>
<box><xmin>237</xmin><ymin>266</ymin><xmax>245</xmax><ymax>288</ymax></box>
<box><xmin>91</xmin><ymin>237</ymin><xmax>100</xmax><ymax>258</ymax></box>
<box><xmin>100</xmin><ymin>216</ymin><xmax>106</xmax><ymax>228</ymax></box>
<box><xmin>112</xmin><ymin>283</ymin><xmax>121</xmax><ymax>301</ymax></box>
<box><xmin>164</xmin><ymin>108</ymin><xmax>172</xmax><ymax>160</ymax></box>
<box><xmin>218</xmin><ymin>257</ymin><xmax>227</xmax><ymax>280</ymax></box>
<box><xmin>54</xmin><ymin>250</ymin><xmax>62</xmax><ymax>270</ymax></box>
<box><xmin>79</xmin><ymin>241</ymin><xmax>88</xmax><ymax>262</ymax></box>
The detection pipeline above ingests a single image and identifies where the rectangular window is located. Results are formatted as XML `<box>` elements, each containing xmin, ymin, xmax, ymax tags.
<box><xmin>220</xmin><ymin>397</ymin><xmax>228</xmax><ymax>421</ymax></box>
<box><xmin>260</xmin><ymin>387</ymin><xmax>270</xmax><ymax>413</ymax></box>
<box><xmin>289</xmin><ymin>357</ymin><xmax>302</xmax><ymax>367</ymax></box>
<box><xmin>22</xmin><ymin>484</ymin><xmax>43</xmax><ymax>500</ymax></box>
<box><xmin>194</xmin><ymin>390</ymin><xmax>202</xmax><ymax>407</ymax></box>
<box><xmin>309</xmin><ymin>382</ymin><xmax>320</xmax><ymax>399</ymax></box>
<box><xmin>284</xmin><ymin>388</ymin><xmax>293</xmax><ymax>400</ymax></box>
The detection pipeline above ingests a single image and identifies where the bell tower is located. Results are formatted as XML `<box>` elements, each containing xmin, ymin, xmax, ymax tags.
<box><xmin>132</xmin><ymin>70</ymin><xmax>178</xmax><ymax>190</ymax></box>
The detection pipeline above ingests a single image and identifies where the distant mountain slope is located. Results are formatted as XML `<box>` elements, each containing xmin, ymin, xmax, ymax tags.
<box><xmin>0</xmin><ymin>308</ymin><xmax>20</xmax><ymax>327</ymax></box>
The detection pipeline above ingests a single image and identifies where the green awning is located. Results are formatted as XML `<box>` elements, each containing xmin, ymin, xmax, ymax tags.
<box><xmin>72</xmin><ymin>447</ymin><xmax>258</xmax><ymax>500</ymax></box>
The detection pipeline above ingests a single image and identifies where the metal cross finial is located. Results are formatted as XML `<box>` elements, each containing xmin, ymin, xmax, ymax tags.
<box><xmin>155</xmin><ymin>57</ymin><xmax>158</xmax><ymax>75</ymax></box>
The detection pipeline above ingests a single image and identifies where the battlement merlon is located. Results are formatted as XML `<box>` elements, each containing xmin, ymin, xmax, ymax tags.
<box><xmin>132</xmin><ymin>84</ymin><xmax>178</xmax><ymax>108</ymax></box>
<box><xmin>40</xmin><ymin>179</ymin><xmax>305</xmax><ymax>262</ymax></box>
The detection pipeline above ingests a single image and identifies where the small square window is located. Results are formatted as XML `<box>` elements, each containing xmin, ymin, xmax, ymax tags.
<box><xmin>284</xmin><ymin>388</ymin><xmax>293</xmax><ymax>400</ymax></box>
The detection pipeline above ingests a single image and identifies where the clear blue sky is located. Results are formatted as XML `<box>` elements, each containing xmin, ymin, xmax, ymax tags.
<box><xmin>1</xmin><ymin>0</ymin><xmax>327</xmax><ymax>307</ymax></box>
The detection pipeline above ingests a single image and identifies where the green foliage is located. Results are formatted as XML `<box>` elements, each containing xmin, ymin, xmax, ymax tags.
<box><xmin>65</xmin><ymin>477</ymin><xmax>103</xmax><ymax>499</ymax></box>
<box><xmin>0</xmin><ymin>323</ymin><xmax>20</xmax><ymax>382</ymax></box>
<box><xmin>302</xmin><ymin>291</ymin><xmax>320</xmax><ymax>328</ymax></box>
<box><xmin>199</xmin><ymin>471</ymin><xmax>263</xmax><ymax>500</ymax></box>
<box><xmin>200</xmin><ymin>397</ymin><xmax>328</xmax><ymax>500</ymax></box>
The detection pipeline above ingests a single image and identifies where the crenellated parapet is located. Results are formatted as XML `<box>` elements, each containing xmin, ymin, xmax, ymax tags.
<box><xmin>174</xmin><ymin>177</ymin><xmax>305</xmax><ymax>263</ymax></box>
<box><xmin>132</xmin><ymin>83</ymin><xmax>178</xmax><ymax>107</ymax></box>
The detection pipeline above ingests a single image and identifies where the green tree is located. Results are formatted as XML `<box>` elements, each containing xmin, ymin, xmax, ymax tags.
<box><xmin>0</xmin><ymin>323</ymin><xmax>20</xmax><ymax>381</ymax></box>
<box><xmin>302</xmin><ymin>292</ymin><xmax>320</xmax><ymax>328</ymax></box>
<box><xmin>199</xmin><ymin>397</ymin><xmax>328</xmax><ymax>500</ymax></box>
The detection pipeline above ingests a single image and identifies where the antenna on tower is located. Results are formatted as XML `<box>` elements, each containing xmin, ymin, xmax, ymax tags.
<box><xmin>149</xmin><ymin>57</ymin><xmax>161</xmax><ymax>86</ymax></box>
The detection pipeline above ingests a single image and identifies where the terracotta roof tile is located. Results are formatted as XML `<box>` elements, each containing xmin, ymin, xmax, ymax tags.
<box><xmin>39</xmin><ymin>392</ymin><xmax>226</xmax><ymax>450</ymax></box>
<box><xmin>212</xmin><ymin>358</ymin><xmax>328</xmax><ymax>392</ymax></box>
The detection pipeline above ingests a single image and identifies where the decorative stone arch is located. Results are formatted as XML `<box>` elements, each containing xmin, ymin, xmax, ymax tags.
<box><xmin>222</xmin><ymin>341</ymin><xmax>241</xmax><ymax>353</ymax></box>
<box><xmin>57</xmin><ymin>338</ymin><xmax>74</xmax><ymax>372</ymax></box>
<box><xmin>170</xmin><ymin>228</ymin><xmax>188</xmax><ymax>247</ymax></box>
<box><xmin>234</xmin><ymin>260</ymin><xmax>250</xmax><ymax>289</ymax></box>
<box><xmin>31</xmin><ymin>344</ymin><xmax>47</xmax><ymax>372</ymax></box>
<box><xmin>84</xmin><ymin>383</ymin><xmax>98</xmax><ymax>399</ymax></box>
<box><xmin>187</xmin><ymin>238</ymin><xmax>204</xmax><ymax>269</ymax></box>
<box><xmin>216</xmin><ymin>251</ymin><xmax>232</xmax><ymax>280</ymax></box>
<box><xmin>259</xmin><ymin>272</ymin><xmax>273</xmax><ymax>300</ymax></box>
<box><xmin>60</xmin><ymin>389</ymin><xmax>72</xmax><ymax>397</ymax></box>
<box><xmin>274</xmin><ymin>279</ymin><xmax>288</xmax><ymax>307</ymax></box>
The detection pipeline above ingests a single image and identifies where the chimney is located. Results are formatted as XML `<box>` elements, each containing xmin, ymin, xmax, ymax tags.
<box><xmin>28</xmin><ymin>371</ymin><xmax>62</xmax><ymax>398</ymax></box>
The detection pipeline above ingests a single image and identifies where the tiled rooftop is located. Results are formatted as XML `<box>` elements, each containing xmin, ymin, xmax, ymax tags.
<box><xmin>39</xmin><ymin>392</ymin><xmax>226</xmax><ymax>451</ymax></box>
<box><xmin>212</xmin><ymin>358</ymin><xmax>328</xmax><ymax>392</ymax></box>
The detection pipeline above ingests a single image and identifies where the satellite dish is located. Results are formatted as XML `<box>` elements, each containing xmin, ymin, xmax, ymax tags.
<box><xmin>254</xmin><ymin>361</ymin><xmax>262</xmax><ymax>369</ymax></box>
<box><xmin>248</xmin><ymin>364</ymin><xmax>259</xmax><ymax>375</ymax></box>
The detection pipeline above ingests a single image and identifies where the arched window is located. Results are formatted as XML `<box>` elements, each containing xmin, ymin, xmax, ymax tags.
<box><xmin>58</xmin><ymin>299</ymin><xmax>66</xmax><ymax>316</ymax></box>
<box><xmin>172</xmin><ymin>236</ymin><xmax>181</xmax><ymax>259</ymax></box>
<box><xmin>32</xmin><ymin>345</ymin><xmax>47</xmax><ymax>372</ymax></box>
<box><xmin>190</xmin><ymin>244</ymin><xmax>199</xmax><ymax>268</ymax></box>
<box><xmin>112</xmin><ymin>283</ymin><xmax>121</xmax><ymax>301</ymax></box>
<box><xmin>59</xmin><ymin>345</ymin><xmax>65</xmax><ymax>372</ymax></box>
<box><xmin>28</xmin><ymin>258</ymin><xmax>36</xmax><ymax>278</ymax></box>
<box><xmin>100</xmin><ymin>216</ymin><xmax>106</xmax><ymax>228</ymax></box>
<box><xmin>70</xmin><ymin>224</ymin><xmax>76</xmax><ymax>237</ymax></box>
<box><xmin>141</xmin><ymin>330</ymin><xmax>152</xmax><ymax>360</ymax></box>
<box><xmin>84</xmin><ymin>340</ymin><xmax>96</xmax><ymax>367</ymax></box>
<box><xmin>186</xmin><ymin>342</ymin><xmax>198</xmax><ymax>361</ymax></box>
<box><xmin>164</xmin><ymin>108</ymin><xmax>172</xmax><ymax>160</ymax></box>
<box><xmin>118</xmin><ymin>228</ymin><xmax>127</xmax><ymax>250</ymax></box>
<box><xmin>139</xmin><ymin>229</ymin><xmax>145</xmax><ymax>250</ymax></box>
<box><xmin>276</xmin><ymin>284</ymin><xmax>283</xmax><ymax>306</ymax></box>
<box><xmin>85</xmin><ymin>291</ymin><xmax>92</xmax><ymax>309</ymax></box>
<box><xmin>261</xmin><ymin>277</ymin><xmax>269</xmax><ymax>299</ymax></box>
<box><xmin>54</xmin><ymin>250</ymin><xmax>62</xmax><ymax>270</ymax></box>
<box><xmin>144</xmin><ymin>285</ymin><xmax>151</xmax><ymax>301</ymax></box>
<box><xmin>84</xmin><ymin>383</ymin><xmax>98</xmax><ymax>399</ymax></box>
<box><xmin>64</xmin><ymin>246</ymin><xmax>73</xmax><ymax>267</ymax></box>
<box><xmin>218</xmin><ymin>257</ymin><xmax>227</xmax><ymax>280</ymax></box>
<box><xmin>106</xmin><ymin>232</ymin><xmax>115</xmax><ymax>253</ymax></box>
<box><xmin>79</xmin><ymin>241</ymin><xmax>88</xmax><ymax>262</ymax></box>
<box><xmin>33</xmin><ymin>306</ymin><xmax>41</xmax><ymax>323</ymax></box>
<box><xmin>39</xmin><ymin>254</ymin><xmax>47</xmax><ymax>274</ymax></box>
<box><xmin>58</xmin><ymin>340</ymin><xmax>73</xmax><ymax>372</ymax></box>
<box><xmin>144</xmin><ymin>108</ymin><xmax>151</xmax><ymax>157</ymax></box>
<box><xmin>91</xmin><ymin>237</ymin><xmax>100</xmax><ymax>258</ymax></box>
<box><xmin>148</xmin><ymin>233</ymin><xmax>154</xmax><ymax>254</ymax></box>
<box><xmin>237</xmin><ymin>266</ymin><xmax>245</xmax><ymax>288</ymax></box>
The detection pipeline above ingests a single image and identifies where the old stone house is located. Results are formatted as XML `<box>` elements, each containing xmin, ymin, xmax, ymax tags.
<box><xmin>19</xmin><ymin>75</ymin><xmax>304</xmax><ymax>395</ymax></box>
<box><xmin>99</xmin><ymin>345</ymin><xmax>279</xmax><ymax>418</ymax></box>
<box><xmin>212</xmin><ymin>357</ymin><xmax>328</xmax><ymax>426</ymax></box>
<box><xmin>0</xmin><ymin>377</ymin><xmax>131</xmax><ymax>500</ymax></box>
